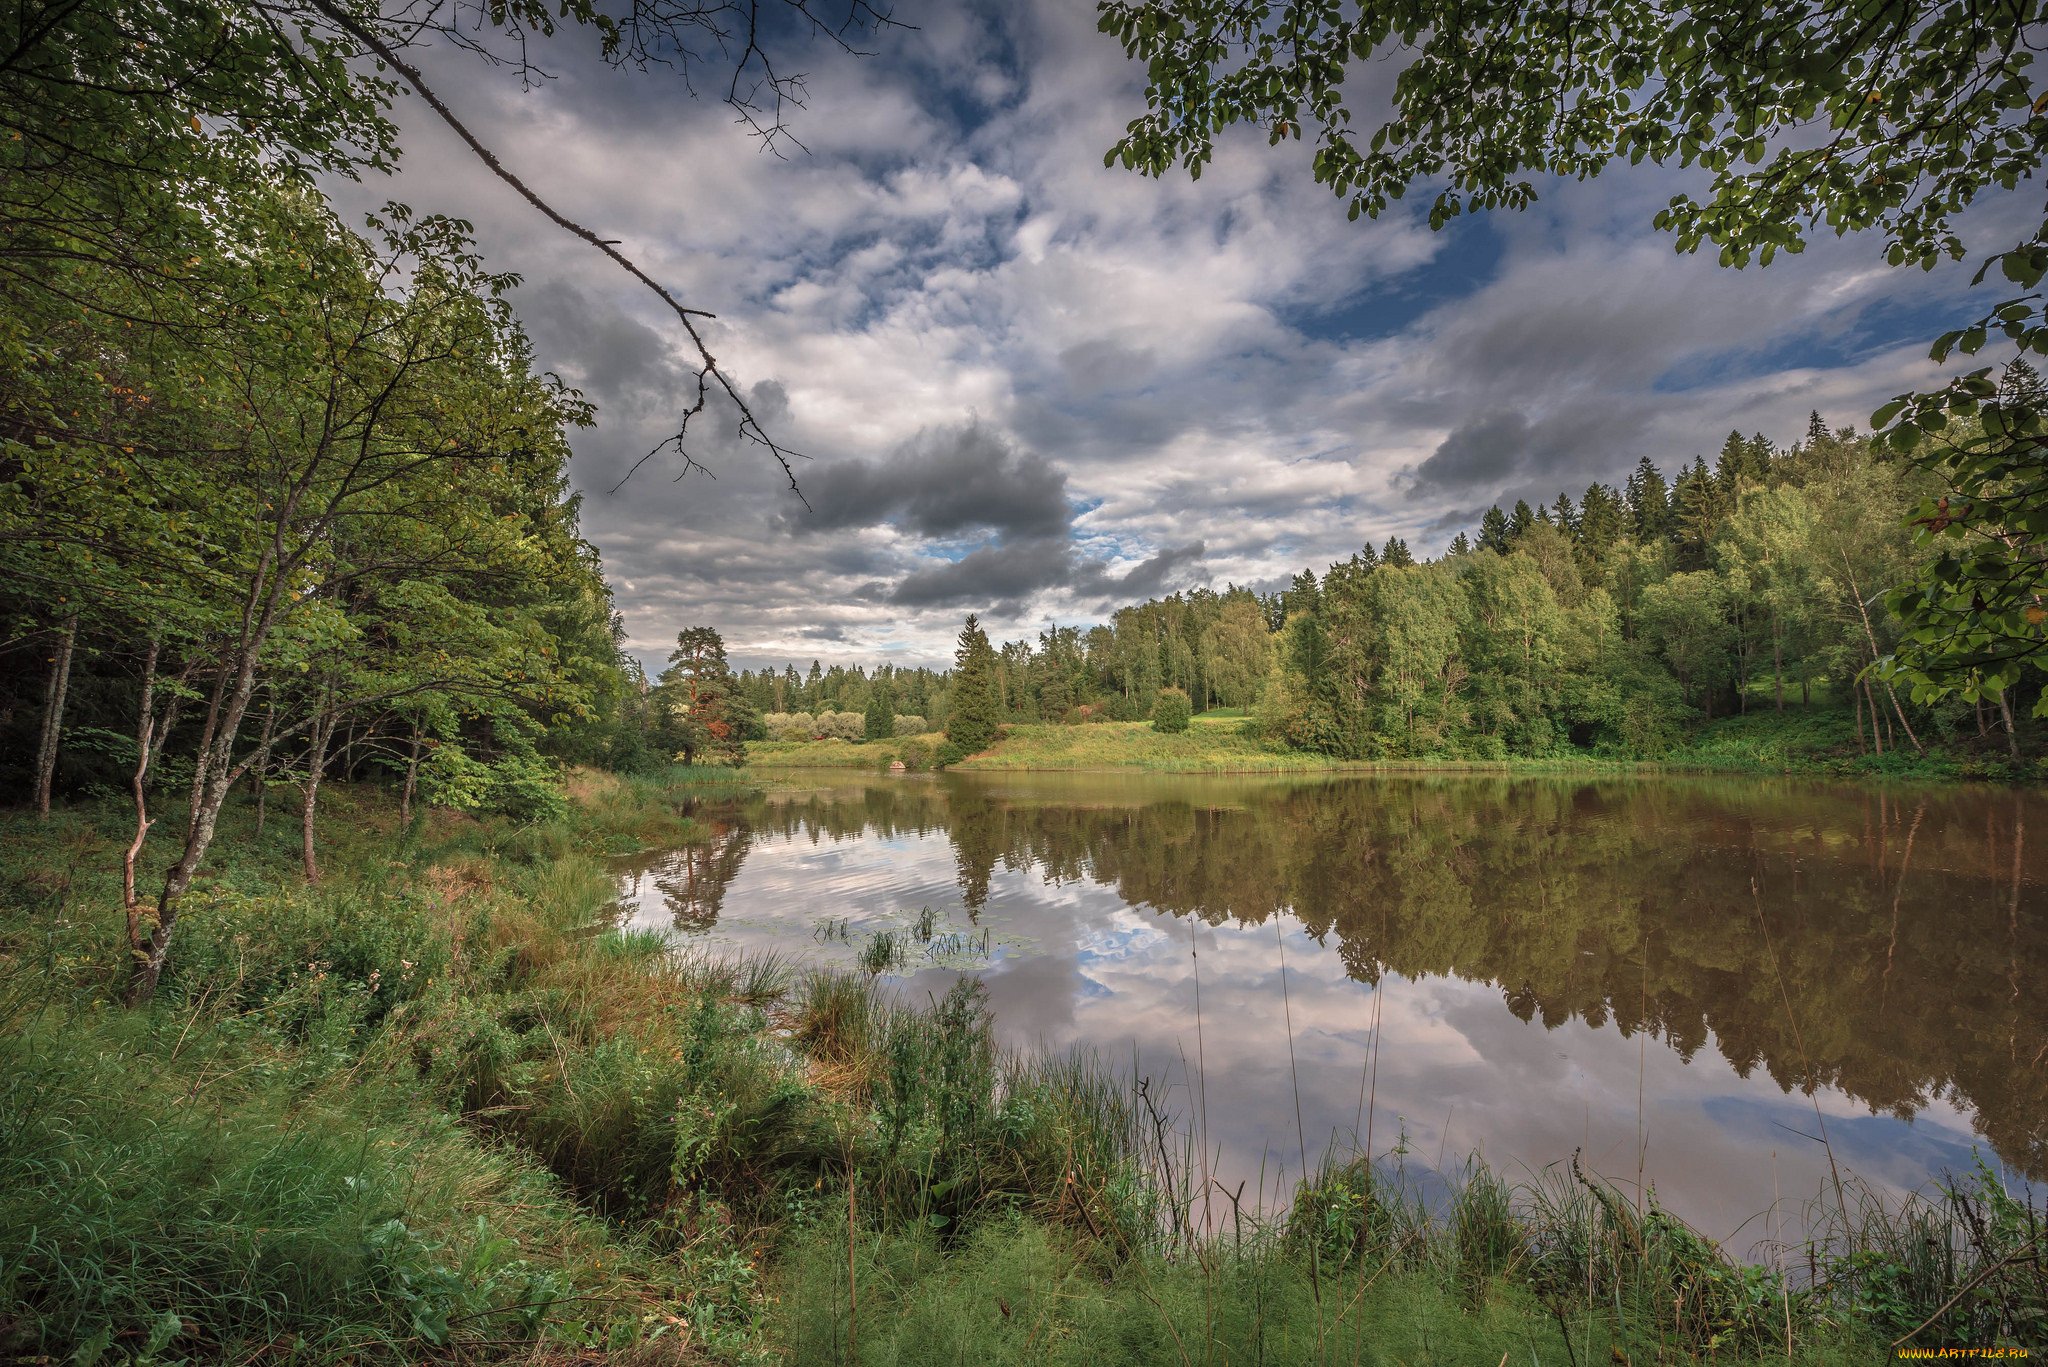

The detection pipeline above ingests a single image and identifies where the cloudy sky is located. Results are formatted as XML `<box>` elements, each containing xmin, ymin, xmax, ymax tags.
<box><xmin>344</xmin><ymin>0</ymin><xmax>2031</xmax><ymax>672</ymax></box>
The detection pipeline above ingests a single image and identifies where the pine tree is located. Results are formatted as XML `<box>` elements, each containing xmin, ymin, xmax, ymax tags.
<box><xmin>1550</xmin><ymin>491</ymin><xmax>1579</xmax><ymax>536</ymax></box>
<box><xmin>659</xmin><ymin>626</ymin><xmax>748</xmax><ymax>765</ymax></box>
<box><xmin>945</xmin><ymin>614</ymin><xmax>1001</xmax><ymax>755</ymax></box>
<box><xmin>1509</xmin><ymin>499</ymin><xmax>1536</xmax><ymax>540</ymax></box>
<box><xmin>1478</xmin><ymin>505</ymin><xmax>1511</xmax><ymax>554</ymax></box>
<box><xmin>1381</xmin><ymin>536</ymin><xmax>1415</xmax><ymax>567</ymax></box>
<box><xmin>1447</xmin><ymin>531</ymin><xmax>1473</xmax><ymax>556</ymax></box>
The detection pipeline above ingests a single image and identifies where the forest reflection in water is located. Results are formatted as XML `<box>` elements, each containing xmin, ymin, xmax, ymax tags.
<box><xmin>614</xmin><ymin>771</ymin><xmax>2045</xmax><ymax>1248</ymax></box>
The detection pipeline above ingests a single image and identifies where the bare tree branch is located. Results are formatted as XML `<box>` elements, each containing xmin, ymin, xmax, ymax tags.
<box><xmin>307</xmin><ymin>0</ymin><xmax>812</xmax><ymax>503</ymax></box>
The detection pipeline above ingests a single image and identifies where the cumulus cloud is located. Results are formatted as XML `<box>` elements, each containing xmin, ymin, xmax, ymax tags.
<box><xmin>328</xmin><ymin>0</ymin><xmax>2026</xmax><ymax>666</ymax></box>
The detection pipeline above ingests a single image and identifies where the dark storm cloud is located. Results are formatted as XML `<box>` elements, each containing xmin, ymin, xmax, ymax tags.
<box><xmin>1405</xmin><ymin>404</ymin><xmax>1653</xmax><ymax>503</ymax></box>
<box><xmin>884</xmin><ymin>534</ymin><xmax>1207</xmax><ymax>611</ymax></box>
<box><xmin>780</xmin><ymin>422</ymin><xmax>1069</xmax><ymax>538</ymax></box>
<box><xmin>1075</xmin><ymin>540</ymin><xmax>1207</xmax><ymax>600</ymax></box>
<box><xmin>518</xmin><ymin>281</ymin><xmax>672</xmax><ymax>407</ymax></box>
<box><xmin>1422</xmin><ymin>504</ymin><xmax>1489</xmax><ymax>537</ymax></box>
<box><xmin>887</xmin><ymin>535</ymin><xmax>1073</xmax><ymax>609</ymax></box>
<box><xmin>1407</xmin><ymin>412</ymin><xmax>1532</xmax><ymax>496</ymax></box>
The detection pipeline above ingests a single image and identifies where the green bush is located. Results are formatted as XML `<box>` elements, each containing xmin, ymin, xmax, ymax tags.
<box><xmin>1151</xmin><ymin>688</ymin><xmax>1192</xmax><ymax>734</ymax></box>
<box><xmin>488</xmin><ymin>753</ymin><xmax>567</xmax><ymax>824</ymax></box>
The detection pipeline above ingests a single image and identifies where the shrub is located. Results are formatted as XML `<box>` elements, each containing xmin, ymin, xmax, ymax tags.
<box><xmin>1151</xmin><ymin>688</ymin><xmax>1192</xmax><ymax>734</ymax></box>
<box><xmin>489</xmin><ymin>752</ymin><xmax>567</xmax><ymax>824</ymax></box>
<box><xmin>898</xmin><ymin>739</ymin><xmax>933</xmax><ymax>771</ymax></box>
<box><xmin>813</xmin><ymin>711</ymin><xmax>866</xmax><ymax>742</ymax></box>
<box><xmin>892</xmin><ymin>714</ymin><xmax>927</xmax><ymax>735</ymax></box>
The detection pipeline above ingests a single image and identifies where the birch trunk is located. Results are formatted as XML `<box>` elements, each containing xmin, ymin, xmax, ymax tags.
<box><xmin>124</xmin><ymin>640</ymin><xmax>161</xmax><ymax>959</ymax></box>
<box><xmin>301</xmin><ymin>696</ymin><xmax>336</xmax><ymax>884</ymax></box>
<box><xmin>1839</xmin><ymin>553</ymin><xmax>1924</xmax><ymax>754</ymax></box>
<box><xmin>33</xmin><ymin>612</ymin><xmax>78</xmax><ymax>817</ymax></box>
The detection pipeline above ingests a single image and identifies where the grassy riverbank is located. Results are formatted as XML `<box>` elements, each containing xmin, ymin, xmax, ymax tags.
<box><xmin>748</xmin><ymin>707</ymin><xmax>2043</xmax><ymax>782</ymax></box>
<box><xmin>1</xmin><ymin>772</ymin><xmax>2037</xmax><ymax>1363</ymax></box>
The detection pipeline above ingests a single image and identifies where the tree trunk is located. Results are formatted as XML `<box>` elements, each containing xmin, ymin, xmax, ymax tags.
<box><xmin>124</xmin><ymin>639</ymin><xmax>161</xmax><ymax>961</ymax></box>
<box><xmin>251</xmin><ymin>698</ymin><xmax>278</xmax><ymax>838</ymax></box>
<box><xmin>1997</xmin><ymin>691</ymin><xmax>2021</xmax><ymax>761</ymax></box>
<box><xmin>400</xmin><ymin>723</ymin><xmax>422</xmax><ymax>826</ymax></box>
<box><xmin>1840</xmin><ymin>553</ymin><xmax>1924</xmax><ymax>754</ymax></box>
<box><xmin>33</xmin><ymin>612</ymin><xmax>78</xmax><ymax>817</ymax></box>
<box><xmin>301</xmin><ymin>699</ymin><xmax>336</xmax><ymax>884</ymax></box>
<box><xmin>132</xmin><ymin>547</ymin><xmax>289</xmax><ymax>1006</ymax></box>
<box><xmin>1736</xmin><ymin>611</ymin><xmax>1749</xmax><ymax>714</ymax></box>
<box><xmin>1772</xmin><ymin>612</ymin><xmax>1784</xmax><ymax>712</ymax></box>
<box><xmin>1854</xmin><ymin>686</ymin><xmax>1867</xmax><ymax>754</ymax></box>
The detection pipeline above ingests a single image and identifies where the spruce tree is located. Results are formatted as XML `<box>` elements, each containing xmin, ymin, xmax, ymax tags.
<box><xmin>1625</xmin><ymin>457</ymin><xmax>1670</xmax><ymax>540</ymax></box>
<box><xmin>1448</xmin><ymin>531</ymin><xmax>1474</xmax><ymax>556</ymax></box>
<box><xmin>945</xmin><ymin>614</ymin><xmax>1001</xmax><ymax>755</ymax></box>
<box><xmin>2004</xmin><ymin>357</ymin><xmax>2047</xmax><ymax>407</ymax></box>
<box><xmin>1381</xmin><ymin>536</ymin><xmax>1415</xmax><ymax>567</ymax></box>
<box><xmin>864</xmin><ymin>677</ymin><xmax>895</xmax><ymax>741</ymax></box>
<box><xmin>1478</xmin><ymin>505</ymin><xmax>1511</xmax><ymax>554</ymax></box>
<box><xmin>1576</xmin><ymin>483</ymin><xmax>1625</xmax><ymax>566</ymax></box>
<box><xmin>1509</xmin><ymin>499</ymin><xmax>1536</xmax><ymax>540</ymax></box>
<box><xmin>1283</xmin><ymin>569</ymin><xmax>1321</xmax><ymax>618</ymax></box>
<box><xmin>1672</xmin><ymin>456</ymin><xmax>1720</xmax><ymax>567</ymax></box>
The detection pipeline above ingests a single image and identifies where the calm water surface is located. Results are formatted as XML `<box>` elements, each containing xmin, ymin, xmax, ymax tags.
<box><xmin>615</xmin><ymin>771</ymin><xmax>2046</xmax><ymax>1249</ymax></box>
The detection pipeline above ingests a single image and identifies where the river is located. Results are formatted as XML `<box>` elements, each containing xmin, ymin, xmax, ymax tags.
<box><xmin>615</xmin><ymin>770</ymin><xmax>2045</xmax><ymax>1251</ymax></box>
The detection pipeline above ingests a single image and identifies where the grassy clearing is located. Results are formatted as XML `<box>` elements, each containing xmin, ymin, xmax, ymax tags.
<box><xmin>751</xmin><ymin>708</ymin><xmax>2043</xmax><ymax>782</ymax></box>
<box><xmin>2</xmin><ymin>769</ymin><xmax>2040</xmax><ymax>1364</ymax></box>
<box><xmin>949</xmin><ymin>723</ymin><xmax>1655</xmax><ymax>774</ymax></box>
<box><xmin>942</xmin><ymin>722</ymin><xmax>1358</xmax><ymax>773</ymax></box>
